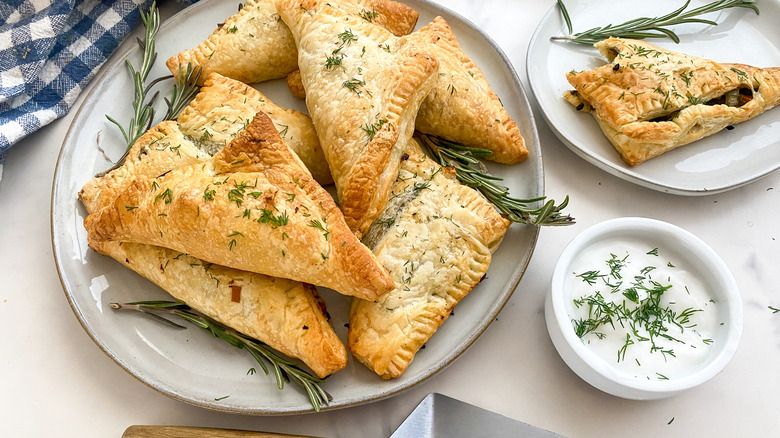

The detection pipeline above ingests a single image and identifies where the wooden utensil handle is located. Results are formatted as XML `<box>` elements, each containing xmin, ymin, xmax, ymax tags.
<box><xmin>122</xmin><ymin>425</ymin><xmax>320</xmax><ymax>438</ymax></box>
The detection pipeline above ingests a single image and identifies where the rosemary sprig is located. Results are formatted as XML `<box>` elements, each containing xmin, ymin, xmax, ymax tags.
<box><xmin>416</xmin><ymin>133</ymin><xmax>574</xmax><ymax>226</ymax></box>
<box><xmin>105</xmin><ymin>2</ymin><xmax>161</xmax><ymax>149</ymax></box>
<box><xmin>163</xmin><ymin>63</ymin><xmax>202</xmax><ymax>120</ymax></box>
<box><xmin>100</xmin><ymin>3</ymin><xmax>200</xmax><ymax>176</ymax></box>
<box><xmin>552</xmin><ymin>0</ymin><xmax>759</xmax><ymax>45</ymax></box>
<box><xmin>110</xmin><ymin>300</ymin><xmax>331</xmax><ymax>411</ymax></box>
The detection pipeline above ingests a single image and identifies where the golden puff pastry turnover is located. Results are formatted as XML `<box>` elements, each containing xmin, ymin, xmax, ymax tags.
<box><xmin>287</xmin><ymin>17</ymin><xmax>528</xmax><ymax>164</ymax></box>
<box><xmin>348</xmin><ymin>142</ymin><xmax>509</xmax><ymax>379</ymax></box>
<box><xmin>564</xmin><ymin>38</ymin><xmax>780</xmax><ymax>166</ymax></box>
<box><xmin>79</xmin><ymin>121</ymin><xmax>210</xmax><ymax>217</ymax></box>
<box><xmin>84</xmin><ymin>112</ymin><xmax>394</xmax><ymax>301</ymax></box>
<box><xmin>166</xmin><ymin>0</ymin><xmax>419</xmax><ymax>86</ymax></box>
<box><xmin>284</xmin><ymin>16</ymin><xmax>529</xmax><ymax>163</ymax></box>
<box><xmin>177</xmin><ymin>72</ymin><xmax>333</xmax><ymax>185</ymax></box>
<box><xmin>93</xmin><ymin>243</ymin><xmax>347</xmax><ymax>378</ymax></box>
<box><xmin>276</xmin><ymin>0</ymin><xmax>439</xmax><ymax>237</ymax></box>
<box><xmin>408</xmin><ymin>17</ymin><xmax>528</xmax><ymax>164</ymax></box>
<box><xmin>80</xmin><ymin>121</ymin><xmax>347</xmax><ymax>378</ymax></box>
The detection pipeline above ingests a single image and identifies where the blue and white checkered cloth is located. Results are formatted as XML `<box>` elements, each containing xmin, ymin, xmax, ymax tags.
<box><xmin>0</xmin><ymin>0</ymin><xmax>197</xmax><ymax>180</ymax></box>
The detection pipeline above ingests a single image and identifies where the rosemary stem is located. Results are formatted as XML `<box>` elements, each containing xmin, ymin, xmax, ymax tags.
<box><xmin>110</xmin><ymin>301</ymin><xmax>330</xmax><ymax>411</ymax></box>
<box><xmin>553</xmin><ymin>0</ymin><xmax>759</xmax><ymax>45</ymax></box>
<box><xmin>416</xmin><ymin>133</ymin><xmax>574</xmax><ymax>226</ymax></box>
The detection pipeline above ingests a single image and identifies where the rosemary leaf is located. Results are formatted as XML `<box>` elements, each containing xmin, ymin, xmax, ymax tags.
<box><xmin>557</xmin><ymin>0</ymin><xmax>573</xmax><ymax>34</ymax></box>
<box><xmin>101</xmin><ymin>3</ymin><xmax>201</xmax><ymax>176</ymax></box>
<box><xmin>105</xmin><ymin>2</ymin><xmax>160</xmax><ymax>148</ymax></box>
<box><xmin>163</xmin><ymin>63</ymin><xmax>201</xmax><ymax>120</ymax></box>
<box><xmin>415</xmin><ymin>133</ymin><xmax>574</xmax><ymax>226</ymax></box>
<box><xmin>111</xmin><ymin>301</ymin><xmax>331</xmax><ymax>411</ymax></box>
<box><xmin>551</xmin><ymin>0</ymin><xmax>759</xmax><ymax>46</ymax></box>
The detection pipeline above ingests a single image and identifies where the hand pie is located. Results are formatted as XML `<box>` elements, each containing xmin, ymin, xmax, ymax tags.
<box><xmin>84</xmin><ymin>112</ymin><xmax>394</xmax><ymax>301</ymax></box>
<box><xmin>166</xmin><ymin>0</ymin><xmax>297</xmax><ymax>86</ymax></box>
<box><xmin>276</xmin><ymin>0</ymin><xmax>439</xmax><ymax>237</ymax></box>
<box><xmin>79</xmin><ymin>121</ymin><xmax>210</xmax><ymax>216</ymax></box>
<box><xmin>389</xmin><ymin>16</ymin><xmax>528</xmax><ymax>164</ymax></box>
<box><xmin>80</xmin><ymin>121</ymin><xmax>346</xmax><ymax>377</ymax></box>
<box><xmin>177</xmin><ymin>72</ymin><xmax>333</xmax><ymax>185</ymax></box>
<box><xmin>348</xmin><ymin>142</ymin><xmax>509</xmax><ymax>379</ymax></box>
<box><xmin>564</xmin><ymin>38</ymin><xmax>780</xmax><ymax>166</ymax></box>
<box><xmin>284</xmin><ymin>16</ymin><xmax>529</xmax><ymax>164</ymax></box>
<box><xmin>92</xmin><ymin>242</ymin><xmax>347</xmax><ymax>378</ymax></box>
<box><xmin>166</xmin><ymin>0</ymin><xmax>419</xmax><ymax>86</ymax></box>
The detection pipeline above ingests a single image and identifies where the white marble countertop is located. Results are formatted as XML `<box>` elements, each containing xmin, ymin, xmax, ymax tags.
<box><xmin>2</xmin><ymin>0</ymin><xmax>779</xmax><ymax>436</ymax></box>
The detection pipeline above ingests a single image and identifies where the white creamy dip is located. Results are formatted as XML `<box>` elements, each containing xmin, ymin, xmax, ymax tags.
<box><xmin>566</xmin><ymin>238</ymin><xmax>720</xmax><ymax>380</ymax></box>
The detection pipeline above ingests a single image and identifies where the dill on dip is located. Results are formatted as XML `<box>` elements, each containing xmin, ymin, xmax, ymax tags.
<box><xmin>567</xmin><ymin>242</ymin><xmax>719</xmax><ymax>380</ymax></box>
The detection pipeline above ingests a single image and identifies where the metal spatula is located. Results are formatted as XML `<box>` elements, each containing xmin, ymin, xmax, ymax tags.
<box><xmin>390</xmin><ymin>393</ymin><xmax>566</xmax><ymax>438</ymax></box>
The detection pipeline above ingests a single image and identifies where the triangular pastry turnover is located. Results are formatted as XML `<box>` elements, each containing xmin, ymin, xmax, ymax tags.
<box><xmin>84</xmin><ymin>112</ymin><xmax>394</xmax><ymax>301</ymax></box>
<box><xmin>80</xmin><ymin>121</ymin><xmax>210</xmax><ymax>215</ymax></box>
<box><xmin>80</xmin><ymin>121</ymin><xmax>347</xmax><ymax>377</ymax></box>
<box><xmin>284</xmin><ymin>16</ymin><xmax>529</xmax><ymax>164</ymax></box>
<box><xmin>166</xmin><ymin>0</ymin><xmax>419</xmax><ymax>86</ymax></box>
<box><xmin>276</xmin><ymin>0</ymin><xmax>440</xmax><ymax>237</ymax></box>
<box><xmin>564</xmin><ymin>38</ymin><xmax>780</xmax><ymax>166</ymax></box>
<box><xmin>348</xmin><ymin>141</ymin><xmax>509</xmax><ymax>379</ymax></box>
<box><xmin>177</xmin><ymin>72</ymin><xmax>332</xmax><ymax>185</ymax></box>
<box><xmin>397</xmin><ymin>16</ymin><xmax>528</xmax><ymax>164</ymax></box>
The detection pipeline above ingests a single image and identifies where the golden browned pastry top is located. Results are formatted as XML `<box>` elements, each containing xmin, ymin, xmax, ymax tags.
<box><xmin>408</xmin><ymin>16</ymin><xmax>528</xmax><ymax>164</ymax></box>
<box><xmin>177</xmin><ymin>73</ymin><xmax>333</xmax><ymax>185</ymax></box>
<box><xmin>167</xmin><ymin>0</ymin><xmax>298</xmax><ymax>86</ymax></box>
<box><xmin>84</xmin><ymin>112</ymin><xmax>394</xmax><ymax>301</ymax></box>
<box><xmin>348</xmin><ymin>141</ymin><xmax>509</xmax><ymax>379</ymax></box>
<box><xmin>80</xmin><ymin>119</ymin><xmax>347</xmax><ymax>378</ymax></box>
<box><xmin>277</xmin><ymin>0</ymin><xmax>439</xmax><ymax>237</ymax></box>
<box><xmin>79</xmin><ymin>121</ymin><xmax>209</xmax><ymax>215</ymax></box>
<box><xmin>166</xmin><ymin>0</ymin><xmax>418</xmax><ymax>86</ymax></box>
<box><xmin>565</xmin><ymin>38</ymin><xmax>780</xmax><ymax>166</ymax></box>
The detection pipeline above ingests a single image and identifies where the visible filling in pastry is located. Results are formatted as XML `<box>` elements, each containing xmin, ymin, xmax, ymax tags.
<box><xmin>564</xmin><ymin>38</ymin><xmax>780</xmax><ymax>166</ymax></box>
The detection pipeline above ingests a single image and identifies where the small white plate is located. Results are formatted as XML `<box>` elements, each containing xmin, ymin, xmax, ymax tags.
<box><xmin>51</xmin><ymin>0</ymin><xmax>542</xmax><ymax>414</ymax></box>
<box><xmin>527</xmin><ymin>0</ymin><xmax>780</xmax><ymax>195</ymax></box>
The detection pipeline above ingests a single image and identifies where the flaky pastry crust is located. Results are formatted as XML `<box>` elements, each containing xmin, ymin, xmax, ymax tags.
<box><xmin>84</xmin><ymin>112</ymin><xmax>394</xmax><ymax>301</ymax></box>
<box><xmin>80</xmin><ymin>121</ymin><xmax>346</xmax><ymax>377</ymax></box>
<box><xmin>348</xmin><ymin>142</ymin><xmax>509</xmax><ymax>379</ymax></box>
<box><xmin>276</xmin><ymin>0</ymin><xmax>439</xmax><ymax>237</ymax></box>
<box><xmin>166</xmin><ymin>0</ymin><xmax>418</xmax><ymax>86</ymax></box>
<box><xmin>407</xmin><ymin>17</ymin><xmax>528</xmax><ymax>164</ymax></box>
<box><xmin>285</xmin><ymin>16</ymin><xmax>529</xmax><ymax>164</ymax></box>
<box><xmin>177</xmin><ymin>73</ymin><xmax>332</xmax><ymax>185</ymax></box>
<box><xmin>79</xmin><ymin>121</ymin><xmax>209</xmax><ymax>215</ymax></box>
<box><xmin>565</xmin><ymin>38</ymin><xmax>780</xmax><ymax>166</ymax></box>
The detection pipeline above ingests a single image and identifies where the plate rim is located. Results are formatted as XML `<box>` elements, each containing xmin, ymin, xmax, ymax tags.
<box><xmin>51</xmin><ymin>0</ymin><xmax>542</xmax><ymax>414</ymax></box>
<box><xmin>525</xmin><ymin>0</ymin><xmax>780</xmax><ymax>196</ymax></box>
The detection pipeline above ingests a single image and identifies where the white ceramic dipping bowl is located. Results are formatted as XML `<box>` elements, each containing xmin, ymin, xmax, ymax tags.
<box><xmin>545</xmin><ymin>217</ymin><xmax>743</xmax><ymax>400</ymax></box>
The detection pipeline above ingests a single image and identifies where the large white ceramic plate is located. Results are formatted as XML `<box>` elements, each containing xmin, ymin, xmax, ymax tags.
<box><xmin>527</xmin><ymin>0</ymin><xmax>780</xmax><ymax>195</ymax></box>
<box><xmin>51</xmin><ymin>0</ymin><xmax>542</xmax><ymax>414</ymax></box>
